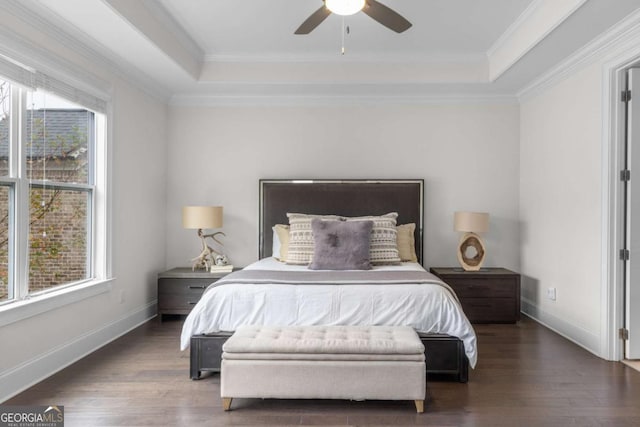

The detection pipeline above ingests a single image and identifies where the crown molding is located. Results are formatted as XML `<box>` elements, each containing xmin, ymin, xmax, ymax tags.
<box><xmin>488</xmin><ymin>0</ymin><xmax>588</xmax><ymax>82</ymax></box>
<box><xmin>0</xmin><ymin>0</ymin><xmax>171</xmax><ymax>103</ymax></box>
<box><xmin>203</xmin><ymin>52</ymin><xmax>488</xmax><ymax>65</ymax></box>
<box><xmin>486</xmin><ymin>0</ymin><xmax>543</xmax><ymax>58</ymax></box>
<box><xmin>518</xmin><ymin>8</ymin><xmax>640</xmax><ymax>101</ymax></box>
<box><xmin>170</xmin><ymin>90</ymin><xmax>518</xmax><ymax>108</ymax></box>
<box><xmin>102</xmin><ymin>0</ymin><xmax>202</xmax><ymax>79</ymax></box>
<box><xmin>140</xmin><ymin>0</ymin><xmax>205</xmax><ymax>62</ymax></box>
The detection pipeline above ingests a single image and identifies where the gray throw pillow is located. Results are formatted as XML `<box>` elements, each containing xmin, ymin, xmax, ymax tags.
<box><xmin>308</xmin><ymin>219</ymin><xmax>373</xmax><ymax>270</ymax></box>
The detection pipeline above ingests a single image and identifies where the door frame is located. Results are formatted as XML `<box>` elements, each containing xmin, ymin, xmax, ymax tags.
<box><xmin>603</xmin><ymin>55</ymin><xmax>640</xmax><ymax>361</ymax></box>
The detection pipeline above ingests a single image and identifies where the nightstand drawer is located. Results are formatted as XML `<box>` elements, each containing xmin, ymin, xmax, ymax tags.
<box><xmin>157</xmin><ymin>268</ymin><xmax>238</xmax><ymax>320</ymax></box>
<box><xmin>158</xmin><ymin>294</ymin><xmax>203</xmax><ymax>311</ymax></box>
<box><xmin>158</xmin><ymin>278</ymin><xmax>213</xmax><ymax>311</ymax></box>
<box><xmin>158</xmin><ymin>278</ymin><xmax>214</xmax><ymax>295</ymax></box>
<box><xmin>447</xmin><ymin>278</ymin><xmax>516</xmax><ymax>298</ymax></box>
<box><xmin>459</xmin><ymin>297</ymin><xmax>517</xmax><ymax>323</ymax></box>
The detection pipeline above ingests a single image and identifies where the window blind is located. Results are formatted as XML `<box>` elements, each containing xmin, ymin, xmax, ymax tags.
<box><xmin>0</xmin><ymin>54</ymin><xmax>107</xmax><ymax>113</ymax></box>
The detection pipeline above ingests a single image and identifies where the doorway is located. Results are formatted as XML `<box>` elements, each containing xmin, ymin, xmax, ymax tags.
<box><xmin>623</xmin><ymin>68</ymin><xmax>640</xmax><ymax>361</ymax></box>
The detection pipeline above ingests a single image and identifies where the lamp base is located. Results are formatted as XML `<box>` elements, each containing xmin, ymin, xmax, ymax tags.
<box><xmin>456</xmin><ymin>232</ymin><xmax>486</xmax><ymax>271</ymax></box>
<box><xmin>190</xmin><ymin>229</ymin><xmax>224</xmax><ymax>271</ymax></box>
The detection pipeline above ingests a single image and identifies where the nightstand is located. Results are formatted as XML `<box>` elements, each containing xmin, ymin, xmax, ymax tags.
<box><xmin>429</xmin><ymin>267</ymin><xmax>521</xmax><ymax>324</ymax></box>
<box><xmin>157</xmin><ymin>267</ymin><xmax>237</xmax><ymax>321</ymax></box>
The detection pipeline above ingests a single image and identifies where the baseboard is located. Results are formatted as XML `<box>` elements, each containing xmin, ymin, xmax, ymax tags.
<box><xmin>521</xmin><ymin>297</ymin><xmax>601</xmax><ymax>358</ymax></box>
<box><xmin>0</xmin><ymin>300</ymin><xmax>157</xmax><ymax>403</ymax></box>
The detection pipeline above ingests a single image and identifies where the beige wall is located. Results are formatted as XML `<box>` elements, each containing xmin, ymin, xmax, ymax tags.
<box><xmin>519</xmin><ymin>61</ymin><xmax>604</xmax><ymax>352</ymax></box>
<box><xmin>166</xmin><ymin>103</ymin><xmax>521</xmax><ymax>271</ymax></box>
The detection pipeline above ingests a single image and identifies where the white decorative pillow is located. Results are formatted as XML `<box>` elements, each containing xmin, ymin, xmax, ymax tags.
<box><xmin>271</xmin><ymin>224</ymin><xmax>290</xmax><ymax>262</ymax></box>
<box><xmin>286</xmin><ymin>213</ymin><xmax>342</xmax><ymax>265</ymax></box>
<box><xmin>396</xmin><ymin>223</ymin><xmax>418</xmax><ymax>262</ymax></box>
<box><xmin>346</xmin><ymin>213</ymin><xmax>401</xmax><ymax>265</ymax></box>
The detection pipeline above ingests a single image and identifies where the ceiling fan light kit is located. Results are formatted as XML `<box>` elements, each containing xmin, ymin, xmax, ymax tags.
<box><xmin>325</xmin><ymin>0</ymin><xmax>365</xmax><ymax>16</ymax></box>
<box><xmin>294</xmin><ymin>0</ymin><xmax>412</xmax><ymax>35</ymax></box>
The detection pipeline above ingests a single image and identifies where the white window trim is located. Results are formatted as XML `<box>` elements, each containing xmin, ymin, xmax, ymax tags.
<box><xmin>0</xmin><ymin>278</ymin><xmax>113</xmax><ymax>327</ymax></box>
<box><xmin>0</xmin><ymin>54</ymin><xmax>113</xmax><ymax>320</ymax></box>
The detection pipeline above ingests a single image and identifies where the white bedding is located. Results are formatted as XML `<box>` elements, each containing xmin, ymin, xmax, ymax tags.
<box><xmin>180</xmin><ymin>258</ymin><xmax>477</xmax><ymax>367</ymax></box>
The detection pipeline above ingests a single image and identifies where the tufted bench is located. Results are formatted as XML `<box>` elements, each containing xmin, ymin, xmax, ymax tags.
<box><xmin>220</xmin><ymin>325</ymin><xmax>426</xmax><ymax>413</ymax></box>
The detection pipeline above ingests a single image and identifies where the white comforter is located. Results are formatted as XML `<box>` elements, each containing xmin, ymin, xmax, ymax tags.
<box><xmin>180</xmin><ymin>258</ymin><xmax>477</xmax><ymax>367</ymax></box>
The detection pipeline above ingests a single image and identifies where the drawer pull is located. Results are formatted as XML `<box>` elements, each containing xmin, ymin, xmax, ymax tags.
<box><xmin>188</xmin><ymin>301</ymin><xmax>198</xmax><ymax>305</ymax></box>
<box><xmin>469</xmin><ymin>303</ymin><xmax>492</xmax><ymax>308</ymax></box>
<box><xmin>189</xmin><ymin>285</ymin><xmax>206</xmax><ymax>289</ymax></box>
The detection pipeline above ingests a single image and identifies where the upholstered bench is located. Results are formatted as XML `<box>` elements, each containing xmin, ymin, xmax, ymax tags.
<box><xmin>220</xmin><ymin>325</ymin><xmax>426</xmax><ymax>413</ymax></box>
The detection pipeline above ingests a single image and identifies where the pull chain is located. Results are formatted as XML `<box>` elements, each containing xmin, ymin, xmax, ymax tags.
<box><xmin>341</xmin><ymin>17</ymin><xmax>345</xmax><ymax>55</ymax></box>
<box><xmin>341</xmin><ymin>18</ymin><xmax>350</xmax><ymax>55</ymax></box>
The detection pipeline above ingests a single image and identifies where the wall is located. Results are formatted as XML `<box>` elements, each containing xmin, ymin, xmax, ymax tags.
<box><xmin>518</xmin><ymin>11</ymin><xmax>640</xmax><ymax>358</ymax></box>
<box><xmin>0</xmin><ymin>11</ymin><xmax>167</xmax><ymax>400</ymax></box>
<box><xmin>166</xmin><ymin>103</ymin><xmax>521</xmax><ymax>271</ymax></box>
<box><xmin>519</xmin><ymin>61</ymin><xmax>603</xmax><ymax>353</ymax></box>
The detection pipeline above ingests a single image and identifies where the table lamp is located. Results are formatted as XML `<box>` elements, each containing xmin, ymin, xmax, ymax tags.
<box><xmin>454</xmin><ymin>211</ymin><xmax>489</xmax><ymax>271</ymax></box>
<box><xmin>182</xmin><ymin>206</ymin><xmax>224</xmax><ymax>270</ymax></box>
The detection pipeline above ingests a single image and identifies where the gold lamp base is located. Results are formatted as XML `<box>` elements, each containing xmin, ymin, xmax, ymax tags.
<box><xmin>457</xmin><ymin>232</ymin><xmax>486</xmax><ymax>271</ymax></box>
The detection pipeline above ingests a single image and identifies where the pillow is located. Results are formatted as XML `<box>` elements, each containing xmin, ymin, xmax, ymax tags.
<box><xmin>286</xmin><ymin>212</ymin><xmax>401</xmax><ymax>265</ymax></box>
<box><xmin>271</xmin><ymin>224</ymin><xmax>290</xmax><ymax>262</ymax></box>
<box><xmin>308</xmin><ymin>218</ymin><xmax>373</xmax><ymax>270</ymax></box>
<box><xmin>286</xmin><ymin>213</ymin><xmax>342</xmax><ymax>265</ymax></box>
<box><xmin>396</xmin><ymin>223</ymin><xmax>418</xmax><ymax>262</ymax></box>
<box><xmin>345</xmin><ymin>212</ymin><xmax>401</xmax><ymax>265</ymax></box>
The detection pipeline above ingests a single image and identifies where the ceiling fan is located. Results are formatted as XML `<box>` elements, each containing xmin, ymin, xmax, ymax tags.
<box><xmin>295</xmin><ymin>0</ymin><xmax>412</xmax><ymax>34</ymax></box>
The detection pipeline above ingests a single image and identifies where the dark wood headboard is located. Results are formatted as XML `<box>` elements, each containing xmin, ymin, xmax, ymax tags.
<box><xmin>259</xmin><ymin>179</ymin><xmax>424</xmax><ymax>264</ymax></box>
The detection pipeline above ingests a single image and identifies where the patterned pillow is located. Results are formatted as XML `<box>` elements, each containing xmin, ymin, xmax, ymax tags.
<box><xmin>286</xmin><ymin>212</ymin><xmax>401</xmax><ymax>265</ymax></box>
<box><xmin>396</xmin><ymin>223</ymin><xmax>418</xmax><ymax>262</ymax></box>
<box><xmin>286</xmin><ymin>213</ymin><xmax>342</xmax><ymax>265</ymax></box>
<box><xmin>346</xmin><ymin>213</ymin><xmax>401</xmax><ymax>265</ymax></box>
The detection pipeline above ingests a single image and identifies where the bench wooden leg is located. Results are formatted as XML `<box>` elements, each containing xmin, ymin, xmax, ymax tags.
<box><xmin>222</xmin><ymin>398</ymin><xmax>232</xmax><ymax>411</ymax></box>
<box><xmin>415</xmin><ymin>400</ymin><xmax>424</xmax><ymax>413</ymax></box>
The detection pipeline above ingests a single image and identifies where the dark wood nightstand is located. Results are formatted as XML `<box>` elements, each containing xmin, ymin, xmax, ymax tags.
<box><xmin>157</xmin><ymin>267</ymin><xmax>238</xmax><ymax>321</ymax></box>
<box><xmin>429</xmin><ymin>267</ymin><xmax>521</xmax><ymax>324</ymax></box>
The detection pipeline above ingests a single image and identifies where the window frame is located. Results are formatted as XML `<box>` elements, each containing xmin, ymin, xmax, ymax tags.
<box><xmin>0</xmin><ymin>67</ymin><xmax>112</xmax><ymax>327</ymax></box>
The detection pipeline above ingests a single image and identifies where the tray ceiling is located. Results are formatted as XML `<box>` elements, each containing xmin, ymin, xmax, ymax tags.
<box><xmin>15</xmin><ymin>0</ymin><xmax>640</xmax><ymax>103</ymax></box>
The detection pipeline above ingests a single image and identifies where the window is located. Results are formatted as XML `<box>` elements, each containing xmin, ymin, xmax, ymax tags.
<box><xmin>26</xmin><ymin>91</ymin><xmax>94</xmax><ymax>294</ymax></box>
<box><xmin>0</xmin><ymin>59</ymin><xmax>108</xmax><ymax>307</ymax></box>
<box><xmin>0</xmin><ymin>78</ymin><xmax>13</xmax><ymax>302</ymax></box>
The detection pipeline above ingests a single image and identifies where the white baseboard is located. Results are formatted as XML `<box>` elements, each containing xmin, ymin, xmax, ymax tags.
<box><xmin>0</xmin><ymin>300</ymin><xmax>157</xmax><ymax>403</ymax></box>
<box><xmin>521</xmin><ymin>297</ymin><xmax>601</xmax><ymax>357</ymax></box>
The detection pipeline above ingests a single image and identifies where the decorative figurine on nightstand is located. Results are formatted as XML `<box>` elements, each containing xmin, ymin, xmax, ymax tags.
<box><xmin>211</xmin><ymin>253</ymin><xmax>233</xmax><ymax>273</ymax></box>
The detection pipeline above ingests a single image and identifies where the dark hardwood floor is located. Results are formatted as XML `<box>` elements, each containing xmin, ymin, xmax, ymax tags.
<box><xmin>5</xmin><ymin>316</ymin><xmax>640</xmax><ymax>426</ymax></box>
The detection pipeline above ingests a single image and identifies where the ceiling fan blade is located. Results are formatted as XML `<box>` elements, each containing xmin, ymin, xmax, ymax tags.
<box><xmin>362</xmin><ymin>0</ymin><xmax>412</xmax><ymax>33</ymax></box>
<box><xmin>295</xmin><ymin>5</ymin><xmax>332</xmax><ymax>34</ymax></box>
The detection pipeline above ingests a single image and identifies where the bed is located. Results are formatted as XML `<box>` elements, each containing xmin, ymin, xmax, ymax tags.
<box><xmin>183</xmin><ymin>179</ymin><xmax>476</xmax><ymax>382</ymax></box>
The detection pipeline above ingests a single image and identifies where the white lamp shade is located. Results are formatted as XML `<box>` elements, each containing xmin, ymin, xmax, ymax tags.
<box><xmin>325</xmin><ymin>0</ymin><xmax>365</xmax><ymax>16</ymax></box>
<box><xmin>182</xmin><ymin>206</ymin><xmax>223</xmax><ymax>229</ymax></box>
<box><xmin>454</xmin><ymin>211</ymin><xmax>489</xmax><ymax>233</ymax></box>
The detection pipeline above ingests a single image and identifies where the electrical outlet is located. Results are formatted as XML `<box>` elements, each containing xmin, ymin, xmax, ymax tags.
<box><xmin>118</xmin><ymin>289</ymin><xmax>125</xmax><ymax>304</ymax></box>
<box><xmin>547</xmin><ymin>287</ymin><xmax>556</xmax><ymax>301</ymax></box>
